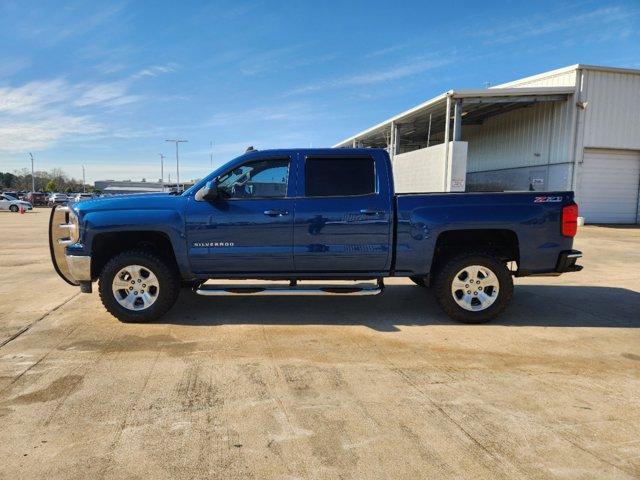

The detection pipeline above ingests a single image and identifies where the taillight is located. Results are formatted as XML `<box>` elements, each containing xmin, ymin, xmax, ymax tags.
<box><xmin>562</xmin><ymin>203</ymin><xmax>578</xmax><ymax>237</ymax></box>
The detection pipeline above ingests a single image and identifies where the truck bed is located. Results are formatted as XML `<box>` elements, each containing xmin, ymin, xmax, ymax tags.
<box><xmin>393</xmin><ymin>191</ymin><xmax>577</xmax><ymax>276</ymax></box>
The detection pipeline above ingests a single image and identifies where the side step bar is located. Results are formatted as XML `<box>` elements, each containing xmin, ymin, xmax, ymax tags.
<box><xmin>195</xmin><ymin>280</ymin><xmax>383</xmax><ymax>297</ymax></box>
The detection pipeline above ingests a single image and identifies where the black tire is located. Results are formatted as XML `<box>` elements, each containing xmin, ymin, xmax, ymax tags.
<box><xmin>409</xmin><ymin>276</ymin><xmax>427</xmax><ymax>287</ymax></box>
<box><xmin>434</xmin><ymin>252</ymin><xmax>513</xmax><ymax>324</ymax></box>
<box><xmin>9</xmin><ymin>205</ymin><xmax>18</xmax><ymax>212</ymax></box>
<box><xmin>98</xmin><ymin>249</ymin><xmax>179</xmax><ymax>323</ymax></box>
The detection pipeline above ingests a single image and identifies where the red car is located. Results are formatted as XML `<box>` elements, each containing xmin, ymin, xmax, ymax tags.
<box><xmin>26</xmin><ymin>192</ymin><xmax>47</xmax><ymax>206</ymax></box>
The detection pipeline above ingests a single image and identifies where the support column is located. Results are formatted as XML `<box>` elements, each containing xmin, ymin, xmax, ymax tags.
<box><xmin>394</xmin><ymin>123</ymin><xmax>400</xmax><ymax>157</ymax></box>
<box><xmin>389</xmin><ymin>122</ymin><xmax>399</xmax><ymax>159</ymax></box>
<box><xmin>453</xmin><ymin>99</ymin><xmax>462</xmax><ymax>141</ymax></box>
<box><xmin>443</xmin><ymin>96</ymin><xmax>452</xmax><ymax>191</ymax></box>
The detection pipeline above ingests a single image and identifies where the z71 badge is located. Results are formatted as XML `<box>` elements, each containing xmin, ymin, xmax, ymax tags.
<box><xmin>193</xmin><ymin>242</ymin><xmax>234</xmax><ymax>247</ymax></box>
<box><xmin>534</xmin><ymin>196</ymin><xmax>563</xmax><ymax>203</ymax></box>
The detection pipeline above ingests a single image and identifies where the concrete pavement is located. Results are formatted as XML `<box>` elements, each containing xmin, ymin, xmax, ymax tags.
<box><xmin>0</xmin><ymin>210</ymin><xmax>638</xmax><ymax>479</ymax></box>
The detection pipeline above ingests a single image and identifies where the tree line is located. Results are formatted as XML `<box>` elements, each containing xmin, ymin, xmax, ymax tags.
<box><xmin>0</xmin><ymin>168</ymin><xmax>95</xmax><ymax>193</ymax></box>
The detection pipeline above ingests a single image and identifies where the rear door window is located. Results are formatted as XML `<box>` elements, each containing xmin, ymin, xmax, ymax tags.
<box><xmin>305</xmin><ymin>157</ymin><xmax>375</xmax><ymax>197</ymax></box>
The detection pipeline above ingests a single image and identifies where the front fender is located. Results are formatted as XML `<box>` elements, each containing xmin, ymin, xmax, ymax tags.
<box><xmin>82</xmin><ymin>209</ymin><xmax>190</xmax><ymax>276</ymax></box>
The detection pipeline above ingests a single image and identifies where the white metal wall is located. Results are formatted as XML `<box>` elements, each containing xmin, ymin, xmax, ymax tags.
<box><xmin>393</xmin><ymin>142</ymin><xmax>467</xmax><ymax>193</ymax></box>
<box><xmin>463</xmin><ymin>101</ymin><xmax>573</xmax><ymax>173</ymax></box>
<box><xmin>582</xmin><ymin>70</ymin><xmax>640</xmax><ymax>150</ymax></box>
<box><xmin>467</xmin><ymin>163</ymin><xmax>572</xmax><ymax>192</ymax></box>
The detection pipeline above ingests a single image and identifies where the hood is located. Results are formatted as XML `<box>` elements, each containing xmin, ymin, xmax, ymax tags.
<box><xmin>73</xmin><ymin>192</ymin><xmax>186</xmax><ymax>215</ymax></box>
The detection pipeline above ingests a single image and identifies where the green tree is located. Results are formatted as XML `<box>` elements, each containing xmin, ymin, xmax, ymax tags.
<box><xmin>45</xmin><ymin>180</ymin><xmax>56</xmax><ymax>192</ymax></box>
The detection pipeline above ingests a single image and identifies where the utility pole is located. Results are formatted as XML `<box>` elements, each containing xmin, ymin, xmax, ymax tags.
<box><xmin>82</xmin><ymin>165</ymin><xmax>86</xmax><ymax>193</ymax></box>
<box><xmin>159</xmin><ymin>153</ymin><xmax>165</xmax><ymax>191</ymax></box>
<box><xmin>165</xmin><ymin>139</ymin><xmax>187</xmax><ymax>192</ymax></box>
<box><xmin>210</xmin><ymin>141</ymin><xmax>214</xmax><ymax>169</ymax></box>
<box><xmin>29</xmin><ymin>153</ymin><xmax>35</xmax><ymax>192</ymax></box>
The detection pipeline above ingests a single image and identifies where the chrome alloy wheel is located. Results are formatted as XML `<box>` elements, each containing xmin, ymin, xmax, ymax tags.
<box><xmin>112</xmin><ymin>264</ymin><xmax>160</xmax><ymax>311</ymax></box>
<box><xmin>451</xmin><ymin>265</ymin><xmax>499</xmax><ymax>312</ymax></box>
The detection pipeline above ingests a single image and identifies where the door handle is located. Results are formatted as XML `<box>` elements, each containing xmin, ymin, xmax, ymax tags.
<box><xmin>360</xmin><ymin>209</ymin><xmax>383</xmax><ymax>215</ymax></box>
<box><xmin>264</xmin><ymin>209</ymin><xmax>288</xmax><ymax>217</ymax></box>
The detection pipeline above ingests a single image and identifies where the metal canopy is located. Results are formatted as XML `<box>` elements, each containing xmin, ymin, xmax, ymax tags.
<box><xmin>334</xmin><ymin>87</ymin><xmax>574</xmax><ymax>148</ymax></box>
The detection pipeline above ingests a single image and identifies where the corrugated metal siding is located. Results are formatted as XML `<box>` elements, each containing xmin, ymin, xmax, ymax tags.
<box><xmin>582</xmin><ymin>70</ymin><xmax>640</xmax><ymax>150</ymax></box>
<box><xmin>463</xmin><ymin>101</ymin><xmax>573</xmax><ymax>172</ymax></box>
<box><xmin>467</xmin><ymin>163</ymin><xmax>572</xmax><ymax>192</ymax></box>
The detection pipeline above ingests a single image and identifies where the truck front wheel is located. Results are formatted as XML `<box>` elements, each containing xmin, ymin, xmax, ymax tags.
<box><xmin>98</xmin><ymin>249</ymin><xmax>180</xmax><ymax>323</ymax></box>
<box><xmin>434</xmin><ymin>252</ymin><xmax>513</xmax><ymax>323</ymax></box>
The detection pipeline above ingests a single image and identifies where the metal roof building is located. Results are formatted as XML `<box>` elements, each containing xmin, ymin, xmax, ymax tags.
<box><xmin>335</xmin><ymin>64</ymin><xmax>640</xmax><ymax>224</ymax></box>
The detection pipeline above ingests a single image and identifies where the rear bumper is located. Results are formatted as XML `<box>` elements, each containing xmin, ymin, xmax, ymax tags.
<box><xmin>516</xmin><ymin>249</ymin><xmax>583</xmax><ymax>277</ymax></box>
<box><xmin>555</xmin><ymin>249</ymin><xmax>583</xmax><ymax>273</ymax></box>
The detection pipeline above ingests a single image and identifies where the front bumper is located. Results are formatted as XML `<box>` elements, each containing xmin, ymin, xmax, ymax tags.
<box><xmin>49</xmin><ymin>205</ymin><xmax>85</xmax><ymax>286</ymax></box>
<box><xmin>66</xmin><ymin>255</ymin><xmax>91</xmax><ymax>281</ymax></box>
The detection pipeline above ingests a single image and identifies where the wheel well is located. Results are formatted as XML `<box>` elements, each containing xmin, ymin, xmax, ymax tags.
<box><xmin>91</xmin><ymin>231</ymin><xmax>178</xmax><ymax>278</ymax></box>
<box><xmin>431</xmin><ymin>229</ymin><xmax>519</xmax><ymax>273</ymax></box>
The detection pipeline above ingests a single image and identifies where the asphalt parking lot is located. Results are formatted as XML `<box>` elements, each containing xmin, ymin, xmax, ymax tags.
<box><xmin>0</xmin><ymin>210</ymin><xmax>639</xmax><ymax>479</ymax></box>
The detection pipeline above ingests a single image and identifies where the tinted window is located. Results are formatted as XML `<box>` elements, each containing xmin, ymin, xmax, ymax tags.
<box><xmin>305</xmin><ymin>157</ymin><xmax>375</xmax><ymax>197</ymax></box>
<box><xmin>218</xmin><ymin>158</ymin><xmax>289</xmax><ymax>199</ymax></box>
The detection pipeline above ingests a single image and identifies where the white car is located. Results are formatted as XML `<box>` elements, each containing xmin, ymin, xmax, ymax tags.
<box><xmin>0</xmin><ymin>193</ymin><xmax>33</xmax><ymax>212</ymax></box>
<box><xmin>74</xmin><ymin>193</ymin><xmax>94</xmax><ymax>202</ymax></box>
<box><xmin>47</xmin><ymin>193</ymin><xmax>69</xmax><ymax>207</ymax></box>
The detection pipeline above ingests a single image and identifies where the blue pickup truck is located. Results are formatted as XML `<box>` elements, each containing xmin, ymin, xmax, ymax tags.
<box><xmin>49</xmin><ymin>148</ymin><xmax>582</xmax><ymax>324</ymax></box>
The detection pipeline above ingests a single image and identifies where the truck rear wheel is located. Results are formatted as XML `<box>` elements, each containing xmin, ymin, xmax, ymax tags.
<box><xmin>434</xmin><ymin>252</ymin><xmax>513</xmax><ymax>323</ymax></box>
<box><xmin>98</xmin><ymin>249</ymin><xmax>179</xmax><ymax>323</ymax></box>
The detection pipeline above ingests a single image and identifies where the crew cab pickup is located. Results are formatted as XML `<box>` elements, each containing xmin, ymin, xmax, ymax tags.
<box><xmin>49</xmin><ymin>148</ymin><xmax>582</xmax><ymax>323</ymax></box>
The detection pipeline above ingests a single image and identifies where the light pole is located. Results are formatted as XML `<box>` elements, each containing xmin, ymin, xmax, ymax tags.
<box><xmin>159</xmin><ymin>153</ymin><xmax>165</xmax><ymax>191</ymax></box>
<box><xmin>29</xmin><ymin>153</ymin><xmax>35</xmax><ymax>192</ymax></box>
<box><xmin>82</xmin><ymin>165</ymin><xmax>86</xmax><ymax>193</ymax></box>
<box><xmin>210</xmin><ymin>140</ymin><xmax>214</xmax><ymax>169</ymax></box>
<box><xmin>165</xmin><ymin>139</ymin><xmax>187</xmax><ymax>192</ymax></box>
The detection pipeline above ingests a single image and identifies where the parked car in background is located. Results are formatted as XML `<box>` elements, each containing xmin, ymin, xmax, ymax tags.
<box><xmin>73</xmin><ymin>193</ymin><xmax>94</xmax><ymax>202</ymax></box>
<box><xmin>47</xmin><ymin>193</ymin><xmax>69</xmax><ymax>207</ymax></box>
<box><xmin>0</xmin><ymin>193</ymin><xmax>33</xmax><ymax>212</ymax></box>
<box><xmin>26</xmin><ymin>192</ymin><xmax>47</xmax><ymax>206</ymax></box>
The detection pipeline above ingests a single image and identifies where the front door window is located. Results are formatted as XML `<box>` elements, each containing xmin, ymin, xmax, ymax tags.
<box><xmin>218</xmin><ymin>159</ymin><xmax>289</xmax><ymax>199</ymax></box>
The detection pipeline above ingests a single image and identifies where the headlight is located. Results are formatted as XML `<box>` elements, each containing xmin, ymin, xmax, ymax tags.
<box><xmin>67</xmin><ymin>209</ymin><xmax>81</xmax><ymax>243</ymax></box>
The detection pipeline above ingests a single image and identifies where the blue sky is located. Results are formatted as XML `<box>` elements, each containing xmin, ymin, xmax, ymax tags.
<box><xmin>0</xmin><ymin>0</ymin><xmax>638</xmax><ymax>183</ymax></box>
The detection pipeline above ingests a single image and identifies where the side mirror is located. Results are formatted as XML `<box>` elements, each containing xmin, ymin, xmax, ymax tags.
<box><xmin>195</xmin><ymin>180</ymin><xmax>219</xmax><ymax>202</ymax></box>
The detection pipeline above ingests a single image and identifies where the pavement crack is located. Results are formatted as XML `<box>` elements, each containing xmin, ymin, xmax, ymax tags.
<box><xmin>0</xmin><ymin>292</ymin><xmax>81</xmax><ymax>350</ymax></box>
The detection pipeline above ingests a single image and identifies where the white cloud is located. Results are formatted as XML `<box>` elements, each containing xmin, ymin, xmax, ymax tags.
<box><xmin>288</xmin><ymin>57</ymin><xmax>453</xmax><ymax>95</ymax></box>
<box><xmin>131</xmin><ymin>64</ymin><xmax>178</xmax><ymax>79</ymax></box>
<box><xmin>0</xmin><ymin>62</ymin><xmax>177</xmax><ymax>153</ymax></box>
<box><xmin>0</xmin><ymin>115</ymin><xmax>101</xmax><ymax>151</ymax></box>
<box><xmin>477</xmin><ymin>5</ymin><xmax>639</xmax><ymax>46</ymax></box>
<box><xmin>206</xmin><ymin>102</ymin><xmax>322</xmax><ymax>126</ymax></box>
<box><xmin>74</xmin><ymin>81</ymin><xmax>141</xmax><ymax>107</ymax></box>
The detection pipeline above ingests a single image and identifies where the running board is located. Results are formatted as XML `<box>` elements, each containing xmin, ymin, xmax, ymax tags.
<box><xmin>195</xmin><ymin>281</ymin><xmax>383</xmax><ymax>297</ymax></box>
